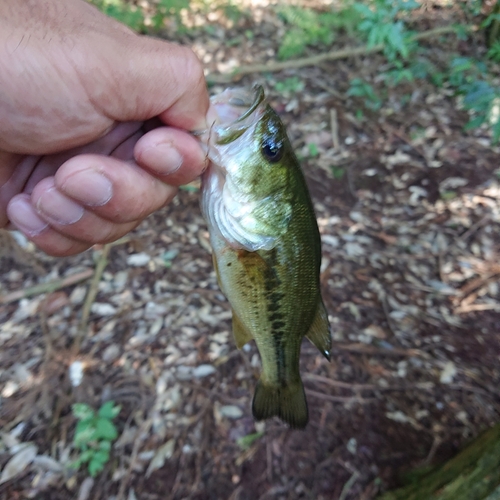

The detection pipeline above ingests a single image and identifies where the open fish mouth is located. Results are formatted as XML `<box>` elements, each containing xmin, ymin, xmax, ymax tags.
<box><xmin>211</xmin><ymin>84</ymin><xmax>265</xmax><ymax>128</ymax></box>
<box><xmin>192</xmin><ymin>85</ymin><xmax>266</xmax><ymax>148</ymax></box>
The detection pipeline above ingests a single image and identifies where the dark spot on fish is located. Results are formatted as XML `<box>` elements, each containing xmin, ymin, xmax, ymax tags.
<box><xmin>272</xmin><ymin>321</ymin><xmax>286</xmax><ymax>330</ymax></box>
<box><xmin>227</xmin><ymin>262</ymin><xmax>232</xmax><ymax>267</ymax></box>
<box><xmin>268</xmin><ymin>312</ymin><xmax>283</xmax><ymax>322</ymax></box>
<box><xmin>268</xmin><ymin>292</ymin><xmax>284</xmax><ymax>303</ymax></box>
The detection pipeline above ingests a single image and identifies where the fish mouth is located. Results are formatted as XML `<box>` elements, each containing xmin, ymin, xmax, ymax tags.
<box><xmin>193</xmin><ymin>85</ymin><xmax>266</xmax><ymax>146</ymax></box>
<box><xmin>213</xmin><ymin>84</ymin><xmax>265</xmax><ymax>127</ymax></box>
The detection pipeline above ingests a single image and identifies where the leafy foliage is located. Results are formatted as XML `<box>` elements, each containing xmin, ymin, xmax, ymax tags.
<box><xmin>273</xmin><ymin>77</ymin><xmax>305</xmax><ymax>95</ymax></box>
<box><xmin>353</xmin><ymin>0</ymin><xmax>419</xmax><ymax>59</ymax></box>
<box><xmin>487</xmin><ymin>41</ymin><xmax>500</xmax><ymax>62</ymax></box>
<box><xmin>347</xmin><ymin>78</ymin><xmax>382</xmax><ymax>111</ymax></box>
<box><xmin>91</xmin><ymin>0</ymin><xmax>145</xmax><ymax>31</ymax></box>
<box><xmin>277</xmin><ymin>6</ymin><xmax>338</xmax><ymax>60</ymax></box>
<box><xmin>71</xmin><ymin>402</ymin><xmax>121</xmax><ymax>477</ymax></box>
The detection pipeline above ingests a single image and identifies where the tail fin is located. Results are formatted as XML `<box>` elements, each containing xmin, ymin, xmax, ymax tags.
<box><xmin>252</xmin><ymin>379</ymin><xmax>308</xmax><ymax>429</ymax></box>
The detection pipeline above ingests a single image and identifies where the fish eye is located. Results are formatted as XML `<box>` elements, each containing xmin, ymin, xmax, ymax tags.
<box><xmin>261</xmin><ymin>138</ymin><xmax>284</xmax><ymax>162</ymax></box>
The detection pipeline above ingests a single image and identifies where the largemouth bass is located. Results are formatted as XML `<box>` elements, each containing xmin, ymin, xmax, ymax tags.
<box><xmin>199</xmin><ymin>85</ymin><xmax>331</xmax><ymax>428</ymax></box>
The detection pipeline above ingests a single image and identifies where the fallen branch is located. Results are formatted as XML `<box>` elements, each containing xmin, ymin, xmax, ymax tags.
<box><xmin>207</xmin><ymin>26</ymin><xmax>461</xmax><ymax>83</ymax></box>
<box><xmin>72</xmin><ymin>244</ymin><xmax>112</xmax><ymax>354</ymax></box>
<box><xmin>333</xmin><ymin>342</ymin><xmax>425</xmax><ymax>357</ymax></box>
<box><xmin>0</xmin><ymin>269</ymin><xmax>93</xmax><ymax>304</ymax></box>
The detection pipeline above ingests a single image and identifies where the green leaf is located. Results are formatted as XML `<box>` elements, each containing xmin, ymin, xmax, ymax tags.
<box><xmin>493</xmin><ymin>117</ymin><xmax>500</xmax><ymax>144</ymax></box>
<box><xmin>308</xmin><ymin>143</ymin><xmax>319</xmax><ymax>157</ymax></box>
<box><xmin>352</xmin><ymin>3</ymin><xmax>374</xmax><ymax>19</ymax></box>
<box><xmin>74</xmin><ymin>421</ymin><xmax>97</xmax><ymax>447</ymax></box>
<box><xmin>237</xmin><ymin>432</ymin><xmax>264</xmax><ymax>450</ymax></box>
<box><xmin>388</xmin><ymin>23</ymin><xmax>407</xmax><ymax>58</ymax></box>
<box><xmin>88</xmin><ymin>456</ymin><xmax>106</xmax><ymax>477</ymax></box>
<box><xmin>94</xmin><ymin>418</ymin><xmax>118</xmax><ymax>441</ymax></box>
<box><xmin>331</xmin><ymin>165</ymin><xmax>345</xmax><ymax>179</ymax></box>
<box><xmin>99</xmin><ymin>440</ymin><xmax>112</xmax><ymax>451</ymax></box>
<box><xmin>78</xmin><ymin>449</ymin><xmax>96</xmax><ymax>465</ymax></box>
<box><xmin>440</xmin><ymin>191</ymin><xmax>457</xmax><ymax>201</ymax></box>
<box><xmin>98</xmin><ymin>402</ymin><xmax>121</xmax><ymax>420</ymax></box>
<box><xmin>358</xmin><ymin>19</ymin><xmax>374</xmax><ymax>32</ymax></box>
<box><xmin>72</xmin><ymin>403</ymin><xmax>95</xmax><ymax>421</ymax></box>
<box><xmin>92</xmin><ymin>449</ymin><xmax>110</xmax><ymax>464</ymax></box>
<box><xmin>464</xmin><ymin>115</ymin><xmax>486</xmax><ymax>130</ymax></box>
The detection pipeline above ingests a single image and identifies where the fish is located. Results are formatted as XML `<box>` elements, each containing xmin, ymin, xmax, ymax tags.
<box><xmin>198</xmin><ymin>85</ymin><xmax>331</xmax><ymax>429</ymax></box>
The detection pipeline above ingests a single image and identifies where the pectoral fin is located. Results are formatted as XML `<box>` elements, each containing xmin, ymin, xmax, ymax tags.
<box><xmin>306</xmin><ymin>300</ymin><xmax>331</xmax><ymax>361</ymax></box>
<box><xmin>232</xmin><ymin>311</ymin><xmax>254</xmax><ymax>349</ymax></box>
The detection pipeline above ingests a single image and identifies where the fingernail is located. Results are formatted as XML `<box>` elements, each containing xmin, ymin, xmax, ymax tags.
<box><xmin>7</xmin><ymin>195</ymin><xmax>49</xmax><ymax>236</ymax></box>
<box><xmin>60</xmin><ymin>169</ymin><xmax>113</xmax><ymax>206</ymax></box>
<box><xmin>35</xmin><ymin>187</ymin><xmax>84</xmax><ymax>225</ymax></box>
<box><xmin>141</xmin><ymin>143</ymin><xmax>183</xmax><ymax>175</ymax></box>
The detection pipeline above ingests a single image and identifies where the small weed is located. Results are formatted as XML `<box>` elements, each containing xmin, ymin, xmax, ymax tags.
<box><xmin>71</xmin><ymin>402</ymin><xmax>121</xmax><ymax>477</ymax></box>
<box><xmin>331</xmin><ymin>165</ymin><xmax>346</xmax><ymax>179</ymax></box>
<box><xmin>440</xmin><ymin>191</ymin><xmax>457</xmax><ymax>201</ymax></box>
<box><xmin>353</xmin><ymin>0</ymin><xmax>419</xmax><ymax>60</ymax></box>
<box><xmin>347</xmin><ymin>78</ymin><xmax>382</xmax><ymax>111</ymax></box>
<box><xmin>162</xmin><ymin>249</ymin><xmax>179</xmax><ymax>268</ymax></box>
<box><xmin>277</xmin><ymin>6</ymin><xmax>337</xmax><ymax>60</ymax></box>
<box><xmin>236</xmin><ymin>431</ymin><xmax>264</xmax><ymax>450</ymax></box>
<box><xmin>308</xmin><ymin>143</ymin><xmax>320</xmax><ymax>157</ymax></box>
<box><xmin>274</xmin><ymin>77</ymin><xmax>305</xmax><ymax>95</ymax></box>
<box><xmin>487</xmin><ymin>40</ymin><xmax>500</xmax><ymax>62</ymax></box>
<box><xmin>91</xmin><ymin>0</ymin><xmax>145</xmax><ymax>31</ymax></box>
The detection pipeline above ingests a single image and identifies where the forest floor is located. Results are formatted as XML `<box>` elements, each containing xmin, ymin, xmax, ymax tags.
<box><xmin>1</xmin><ymin>2</ymin><xmax>500</xmax><ymax>500</ymax></box>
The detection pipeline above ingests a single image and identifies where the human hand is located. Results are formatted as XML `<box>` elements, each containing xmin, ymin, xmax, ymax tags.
<box><xmin>0</xmin><ymin>0</ymin><xmax>211</xmax><ymax>256</ymax></box>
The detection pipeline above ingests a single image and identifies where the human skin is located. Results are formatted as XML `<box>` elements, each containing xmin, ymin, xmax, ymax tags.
<box><xmin>0</xmin><ymin>0</ymin><xmax>212</xmax><ymax>256</ymax></box>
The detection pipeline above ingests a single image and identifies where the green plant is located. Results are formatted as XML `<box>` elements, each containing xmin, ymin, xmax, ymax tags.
<box><xmin>277</xmin><ymin>6</ymin><xmax>337</xmax><ymax>60</ymax></box>
<box><xmin>353</xmin><ymin>0</ymin><xmax>420</xmax><ymax>59</ymax></box>
<box><xmin>150</xmin><ymin>0</ymin><xmax>191</xmax><ymax>30</ymax></box>
<box><xmin>90</xmin><ymin>0</ymin><xmax>146</xmax><ymax>31</ymax></box>
<box><xmin>273</xmin><ymin>77</ymin><xmax>305</xmax><ymax>95</ymax></box>
<box><xmin>71</xmin><ymin>402</ymin><xmax>121</xmax><ymax>477</ymax></box>
<box><xmin>236</xmin><ymin>431</ymin><xmax>263</xmax><ymax>450</ymax></box>
<box><xmin>308</xmin><ymin>143</ymin><xmax>319</xmax><ymax>157</ymax></box>
<box><xmin>487</xmin><ymin>40</ymin><xmax>500</xmax><ymax>62</ymax></box>
<box><xmin>347</xmin><ymin>78</ymin><xmax>382</xmax><ymax>111</ymax></box>
<box><xmin>331</xmin><ymin>165</ymin><xmax>346</xmax><ymax>180</ymax></box>
<box><xmin>443</xmin><ymin>56</ymin><xmax>500</xmax><ymax>142</ymax></box>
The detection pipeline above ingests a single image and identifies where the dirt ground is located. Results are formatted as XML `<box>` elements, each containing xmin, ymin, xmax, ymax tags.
<box><xmin>1</xmin><ymin>3</ymin><xmax>499</xmax><ymax>500</ymax></box>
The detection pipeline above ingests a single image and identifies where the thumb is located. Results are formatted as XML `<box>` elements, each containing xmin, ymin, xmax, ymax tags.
<box><xmin>76</xmin><ymin>33</ymin><xmax>210</xmax><ymax>131</ymax></box>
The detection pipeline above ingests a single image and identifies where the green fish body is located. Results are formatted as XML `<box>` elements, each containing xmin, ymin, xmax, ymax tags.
<box><xmin>200</xmin><ymin>85</ymin><xmax>331</xmax><ymax>428</ymax></box>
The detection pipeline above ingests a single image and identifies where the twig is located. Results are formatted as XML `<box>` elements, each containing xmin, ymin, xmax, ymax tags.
<box><xmin>207</xmin><ymin>26</ymin><xmax>461</xmax><ymax>83</ymax></box>
<box><xmin>339</xmin><ymin>470</ymin><xmax>361</xmax><ymax>500</ymax></box>
<box><xmin>423</xmin><ymin>435</ymin><xmax>442</xmax><ymax>466</ymax></box>
<box><xmin>334</xmin><ymin>342</ymin><xmax>425</xmax><ymax>357</ymax></box>
<box><xmin>116</xmin><ymin>418</ymin><xmax>153</xmax><ymax>500</ymax></box>
<box><xmin>0</xmin><ymin>269</ymin><xmax>93</xmax><ymax>304</ymax></box>
<box><xmin>72</xmin><ymin>244</ymin><xmax>112</xmax><ymax>355</ymax></box>
<box><xmin>330</xmin><ymin>108</ymin><xmax>340</xmax><ymax>150</ymax></box>
<box><xmin>304</xmin><ymin>373</ymin><xmax>376</xmax><ymax>391</ymax></box>
<box><xmin>379</xmin><ymin>121</ymin><xmax>428</xmax><ymax>163</ymax></box>
<box><xmin>306</xmin><ymin>389</ymin><xmax>375</xmax><ymax>404</ymax></box>
<box><xmin>455</xmin><ymin>302</ymin><xmax>500</xmax><ymax>314</ymax></box>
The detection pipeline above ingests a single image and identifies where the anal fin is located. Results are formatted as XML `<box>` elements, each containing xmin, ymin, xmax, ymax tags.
<box><xmin>232</xmin><ymin>311</ymin><xmax>254</xmax><ymax>349</ymax></box>
<box><xmin>305</xmin><ymin>300</ymin><xmax>331</xmax><ymax>361</ymax></box>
